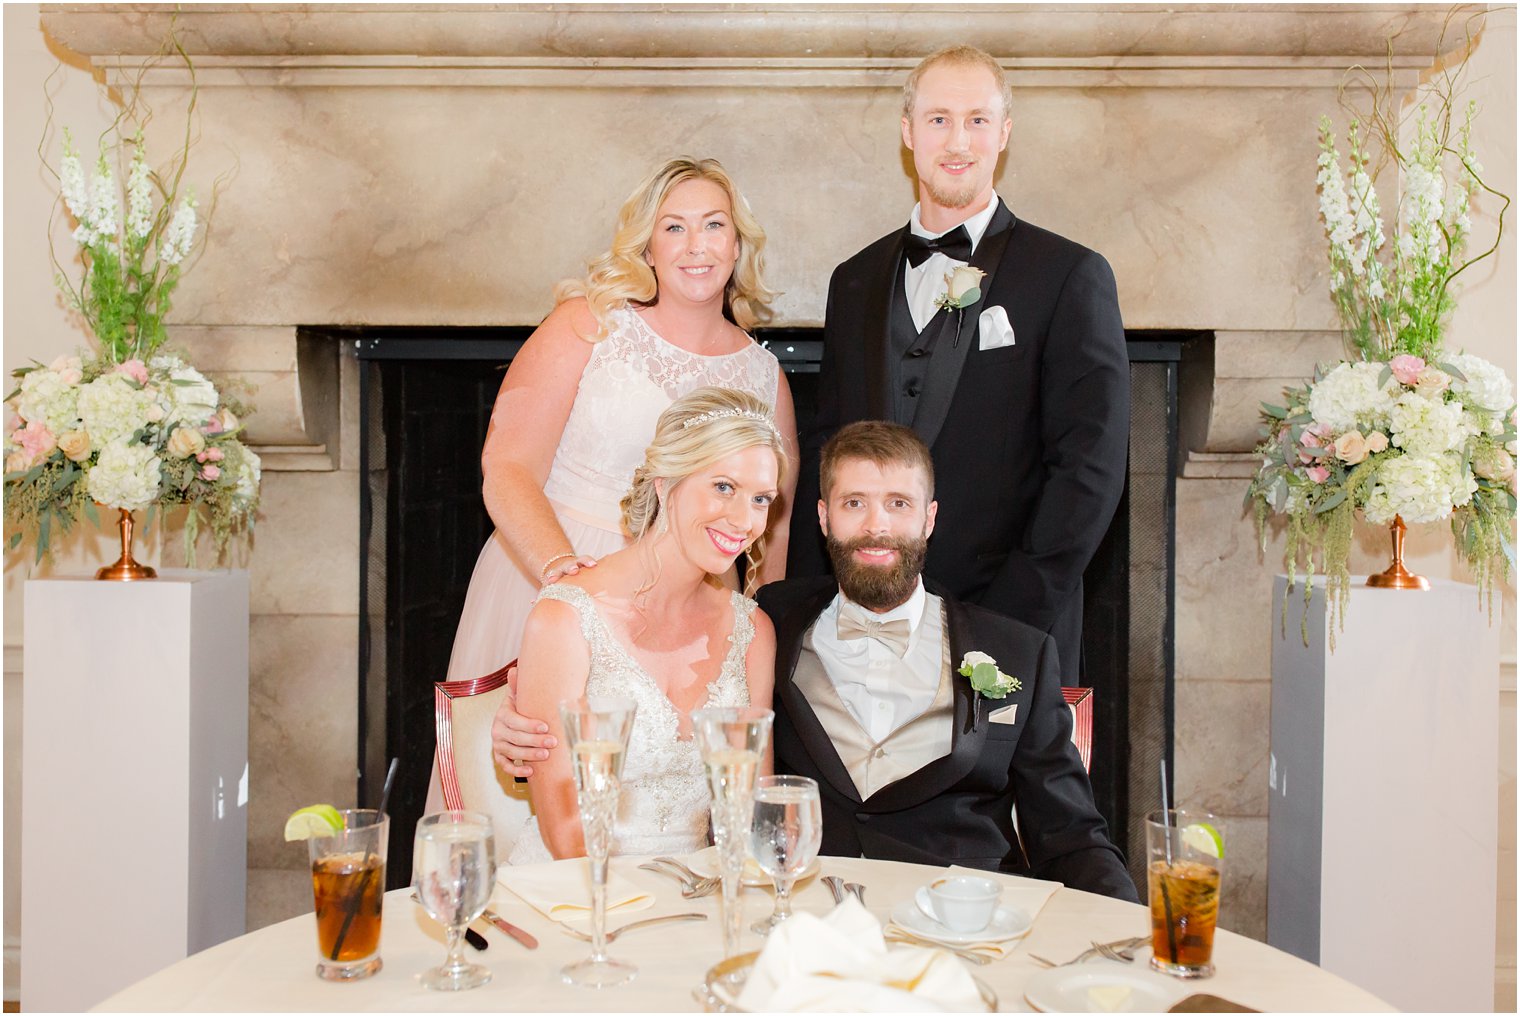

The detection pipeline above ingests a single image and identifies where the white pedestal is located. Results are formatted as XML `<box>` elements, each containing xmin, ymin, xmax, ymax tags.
<box><xmin>1268</xmin><ymin>576</ymin><xmax>1498</xmax><ymax>1012</ymax></box>
<box><xmin>21</xmin><ymin>570</ymin><xmax>249</xmax><ymax>1013</ymax></box>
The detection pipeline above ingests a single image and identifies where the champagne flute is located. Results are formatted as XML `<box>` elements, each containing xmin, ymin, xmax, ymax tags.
<box><xmin>412</xmin><ymin>810</ymin><xmax>496</xmax><ymax>991</ymax></box>
<box><xmin>749</xmin><ymin>775</ymin><xmax>821</xmax><ymax>934</ymax></box>
<box><xmin>559</xmin><ymin>695</ymin><xmax>638</xmax><ymax>988</ymax></box>
<box><xmin>692</xmin><ymin>706</ymin><xmax>773</xmax><ymax>958</ymax></box>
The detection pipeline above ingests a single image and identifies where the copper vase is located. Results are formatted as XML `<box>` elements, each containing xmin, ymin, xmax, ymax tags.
<box><xmin>1365</xmin><ymin>514</ymin><xmax>1428</xmax><ymax>590</ymax></box>
<box><xmin>96</xmin><ymin>507</ymin><xmax>157</xmax><ymax>581</ymax></box>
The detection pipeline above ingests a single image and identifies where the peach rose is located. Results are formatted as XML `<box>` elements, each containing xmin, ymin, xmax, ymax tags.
<box><xmin>1332</xmin><ymin>430</ymin><xmax>1369</xmax><ymax>465</ymax></box>
<box><xmin>1365</xmin><ymin>431</ymin><xmax>1389</xmax><ymax>454</ymax></box>
<box><xmin>1414</xmin><ymin>368</ymin><xmax>1451</xmax><ymax>399</ymax></box>
<box><xmin>57</xmin><ymin>430</ymin><xmax>91</xmax><ymax>462</ymax></box>
<box><xmin>167</xmin><ymin>426</ymin><xmax>206</xmax><ymax>459</ymax></box>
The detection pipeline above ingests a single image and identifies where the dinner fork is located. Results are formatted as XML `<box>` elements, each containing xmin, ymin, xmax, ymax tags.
<box><xmin>1030</xmin><ymin>936</ymin><xmax>1148</xmax><ymax>968</ymax></box>
<box><xmin>560</xmin><ymin>911</ymin><xmax>707</xmax><ymax>944</ymax></box>
<box><xmin>1092</xmin><ymin>938</ymin><xmax>1138</xmax><ymax>963</ymax></box>
<box><xmin>844</xmin><ymin>882</ymin><xmax>867</xmax><ymax>906</ymax></box>
<box><xmin>638</xmin><ymin>860</ymin><xmax>720</xmax><ymax>898</ymax></box>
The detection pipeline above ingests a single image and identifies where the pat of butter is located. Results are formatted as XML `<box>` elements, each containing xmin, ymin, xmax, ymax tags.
<box><xmin>1087</xmin><ymin>984</ymin><xmax>1133</xmax><ymax>1012</ymax></box>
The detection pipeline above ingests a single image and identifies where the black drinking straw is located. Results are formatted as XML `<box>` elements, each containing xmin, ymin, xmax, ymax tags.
<box><xmin>330</xmin><ymin>757</ymin><xmax>399</xmax><ymax>961</ymax></box>
<box><xmin>1157</xmin><ymin>759</ymin><xmax>1180</xmax><ymax>965</ymax></box>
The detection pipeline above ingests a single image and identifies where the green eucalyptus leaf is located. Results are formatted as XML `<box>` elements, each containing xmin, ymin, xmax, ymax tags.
<box><xmin>1313</xmin><ymin>488</ymin><xmax>1348</xmax><ymax>514</ymax></box>
<box><xmin>1435</xmin><ymin>361</ymin><xmax>1468</xmax><ymax>382</ymax></box>
<box><xmin>1261</xmin><ymin>403</ymin><xmax>1287</xmax><ymax>419</ymax></box>
<box><xmin>82</xmin><ymin>499</ymin><xmax>100</xmax><ymax>527</ymax></box>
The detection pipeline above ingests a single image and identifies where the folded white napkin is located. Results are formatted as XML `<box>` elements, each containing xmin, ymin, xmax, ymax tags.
<box><xmin>496</xmin><ymin>861</ymin><xmax>654</xmax><ymax>924</ymax></box>
<box><xmin>885</xmin><ymin>865</ymin><xmax>1061</xmax><ymax>959</ymax></box>
<box><xmin>736</xmin><ymin>897</ymin><xmax>985</xmax><ymax>1012</ymax></box>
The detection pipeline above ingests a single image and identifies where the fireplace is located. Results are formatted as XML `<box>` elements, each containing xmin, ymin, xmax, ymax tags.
<box><xmin>349</xmin><ymin>327</ymin><xmax>1193</xmax><ymax>885</ymax></box>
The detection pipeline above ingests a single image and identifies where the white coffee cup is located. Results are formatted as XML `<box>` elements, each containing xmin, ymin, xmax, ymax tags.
<box><xmin>914</xmin><ymin>875</ymin><xmax>1001</xmax><ymax>933</ymax></box>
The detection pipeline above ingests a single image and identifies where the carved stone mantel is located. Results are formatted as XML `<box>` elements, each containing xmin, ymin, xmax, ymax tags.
<box><xmin>39</xmin><ymin>4</ymin><xmax>1480</xmax><ymax>466</ymax></box>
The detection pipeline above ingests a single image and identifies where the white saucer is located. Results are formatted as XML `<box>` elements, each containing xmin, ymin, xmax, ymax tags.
<box><xmin>888</xmin><ymin>900</ymin><xmax>1032</xmax><ymax>945</ymax></box>
<box><xmin>1023</xmin><ymin>963</ymin><xmax>1187</xmax><ymax>1013</ymax></box>
<box><xmin>684</xmin><ymin>846</ymin><xmax>822</xmax><ymax>888</ymax></box>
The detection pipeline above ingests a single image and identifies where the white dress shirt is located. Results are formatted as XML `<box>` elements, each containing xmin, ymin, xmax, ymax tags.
<box><xmin>903</xmin><ymin>192</ymin><xmax>1001</xmax><ymax>333</ymax></box>
<box><xmin>810</xmin><ymin>579</ymin><xmax>944</xmax><ymax>742</ymax></box>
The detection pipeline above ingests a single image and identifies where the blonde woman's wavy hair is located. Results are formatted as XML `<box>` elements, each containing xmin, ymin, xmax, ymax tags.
<box><xmin>554</xmin><ymin>157</ymin><xmax>776</xmax><ymax>340</ymax></box>
<box><xmin>620</xmin><ymin>387</ymin><xmax>789</xmax><ymax>599</ymax></box>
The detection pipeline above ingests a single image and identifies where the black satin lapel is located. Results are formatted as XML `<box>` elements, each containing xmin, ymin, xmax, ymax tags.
<box><xmin>775</xmin><ymin>589</ymin><xmax>863</xmax><ymax>805</ymax></box>
<box><xmin>861</xmin><ymin>598</ymin><xmax>986</xmax><ymax>813</ymax></box>
<box><xmin>863</xmin><ymin>233</ymin><xmax>905</xmax><ymax>420</ymax></box>
<box><xmin>911</xmin><ymin>203</ymin><xmax>1017</xmax><ymax>451</ymax></box>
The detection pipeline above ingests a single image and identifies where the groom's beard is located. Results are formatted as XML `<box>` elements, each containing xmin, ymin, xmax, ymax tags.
<box><xmin>923</xmin><ymin>153</ymin><xmax>980</xmax><ymax>210</ymax></box>
<box><xmin>826</xmin><ymin>533</ymin><xmax>928</xmax><ymax>612</ymax></box>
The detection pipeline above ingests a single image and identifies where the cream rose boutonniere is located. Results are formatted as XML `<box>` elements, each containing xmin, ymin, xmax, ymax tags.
<box><xmin>935</xmin><ymin>265</ymin><xmax>986</xmax><ymax>312</ymax></box>
<box><xmin>958</xmin><ymin>650</ymin><xmax>1021</xmax><ymax>699</ymax></box>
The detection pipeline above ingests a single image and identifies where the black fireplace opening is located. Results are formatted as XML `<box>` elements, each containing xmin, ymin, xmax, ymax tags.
<box><xmin>348</xmin><ymin>326</ymin><xmax>1191</xmax><ymax>888</ymax></box>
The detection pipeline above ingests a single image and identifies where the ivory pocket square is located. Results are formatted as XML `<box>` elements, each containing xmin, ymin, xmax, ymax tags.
<box><xmin>989</xmin><ymin>703</ymin><xmax>1019</xmax><ymax>725</ymax></box>
<box><xmin>977</xmin><ymin>305</ymin><xmax>1016</xmax><ymax>350</ymax></box>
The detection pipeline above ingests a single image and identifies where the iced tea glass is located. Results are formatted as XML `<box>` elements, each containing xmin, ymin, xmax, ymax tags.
<box><xmin>308</xmin><ymin>808</ymin><xmax>389</xmax><ymax>981</ymax></box>
<box><xmin>1146</xmin><ymin>809</ymin><xmax>1223</xmax><ymax>978</ymax></box>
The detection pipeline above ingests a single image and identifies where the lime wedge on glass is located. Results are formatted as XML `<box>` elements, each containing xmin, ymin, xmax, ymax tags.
<box><xmin>1181</xmin><ymin>822</ymin><xmax>1224</xmax><ymax>859</ymax></box>
<box><xmin>284</xmin><ymin>804</ymin><xmax>344</xmax><ymax>841</ymax></box>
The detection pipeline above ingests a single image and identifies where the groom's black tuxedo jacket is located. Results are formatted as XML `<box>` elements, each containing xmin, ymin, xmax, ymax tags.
<box><xmin>757</xmin><ymin>576</ymin><xmax>1138</xmax><ymax>902</ymax></box>
<box><xmin>788</xmin><ymin>200</ymin><xmax>1130</xmax><ymax>682</ymax></box>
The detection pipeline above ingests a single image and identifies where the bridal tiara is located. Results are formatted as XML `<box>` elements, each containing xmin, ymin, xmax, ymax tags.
<box><xmin>681</xmin><ymin>407</ymin><xmax>779</xmax><ymax>436</ymax></box>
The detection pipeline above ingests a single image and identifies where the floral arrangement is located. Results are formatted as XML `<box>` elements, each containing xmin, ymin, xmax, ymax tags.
<box><xmin>1248</xmin><ymin>38</ymin><xmax>1515</xmax><ymax>638</ymax></box>
<box><xmin>4</xmin><ymin>51</ymin><xmax>259</xmax><ymax>566</ymax></box>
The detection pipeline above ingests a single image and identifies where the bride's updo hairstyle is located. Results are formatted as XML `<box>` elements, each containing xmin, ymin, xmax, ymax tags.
<box><xmin>621</xmin><ymin>386</ymin><xmax>788</xmax><ymax>597</ymax></box>
<box><xmin>554</xmin><ymin>157</ymin><xmax>776</xmax><ymax>340</ymax></box>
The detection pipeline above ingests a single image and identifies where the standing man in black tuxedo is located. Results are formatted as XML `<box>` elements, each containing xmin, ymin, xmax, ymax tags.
<box><xmin>761</xmin><ymin>421</ymin><xmax>1134</xmax><ymax>899</ymax></box>
<box><xmin>788</xmin><ymin>45</ymin><xmax>1130</xmax><ymax>684</ymax></box>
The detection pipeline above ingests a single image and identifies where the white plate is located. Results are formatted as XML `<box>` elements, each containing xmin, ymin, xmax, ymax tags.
<box><xmin>888</xmin><ymin>900</ymin><xmax>1032</xmax><ymax>945</ymax></box>
<box><xmin>684</xmin><ymin>846</ymin><xmax>821</xmax><ymax>888</ymax></box>
<box><xmin>1023</xmin><ymin>963</ymin><xmax>1188</xmax><ymax>1013</ymax></box>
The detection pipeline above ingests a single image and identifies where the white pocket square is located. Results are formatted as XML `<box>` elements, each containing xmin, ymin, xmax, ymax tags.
<box><xmin>977</xmin><ymin>305</ymin><xmax>1016</xmax><ymax>351</ymax></box>
<box><xmin>989</xmin><ymin>703</ymin><xmax>1019</xmax><ymax>725</ymax></box>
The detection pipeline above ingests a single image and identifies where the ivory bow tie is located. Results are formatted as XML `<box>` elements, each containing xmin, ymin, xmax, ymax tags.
<box><xmin>836</xmin><ymin>610</ymin><xmax>911</xmax><ymax>656</ymax></box>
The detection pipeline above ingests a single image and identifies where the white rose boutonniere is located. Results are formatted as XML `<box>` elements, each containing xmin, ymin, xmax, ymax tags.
<box><xmin>935</xmin><ymin>265</ymin><xmax>986</xmax><ymax>312</ymax></box>
<box><xmin>958</xmin><ymin>650</ymin><xmax>1021</xmax><ymax>700</ymax></box>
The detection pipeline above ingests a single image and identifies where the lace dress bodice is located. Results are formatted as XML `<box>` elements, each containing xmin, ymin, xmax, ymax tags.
<box><xmin>541</xmin><ymin>306</ymin><xmax>780</xmax><ymax>531</ymax></box>
<box><xmin>507</xmin><ymin>583</ymin><xmax>756</xmax><ymax>863</ymax></box>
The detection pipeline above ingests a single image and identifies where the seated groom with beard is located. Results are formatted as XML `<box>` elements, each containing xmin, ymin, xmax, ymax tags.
<box><xmin>758</xmin><ymin>421</ymin><xmax>1136</xmax><ymax>900</ymax></box>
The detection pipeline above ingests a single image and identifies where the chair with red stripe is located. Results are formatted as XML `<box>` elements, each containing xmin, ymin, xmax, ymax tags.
<box><xmin>1063</xmin><ymin>687</ymin><xmax>1094</xmax><ymax>773</ymax></box>
<box><xmin>434</xmin><ymin>662</ymin><xmax>533</xmax><ymax>855</ymax></box>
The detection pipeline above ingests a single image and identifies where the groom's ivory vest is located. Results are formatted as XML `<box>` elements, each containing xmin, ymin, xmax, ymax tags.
<box><xmin>794</xmin><ymin>608</ymin><xmax>955</xmax><ymax>800</ymax></box>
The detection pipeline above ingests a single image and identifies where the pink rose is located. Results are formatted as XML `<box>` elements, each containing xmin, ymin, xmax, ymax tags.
<box><xmin>114</xmin><ymin>359</ymin><xmax>149</xmax><ymax>385</ymax></box>
<box><xmin>49</xmin><ymin>355</ymin><xmax>82</xmax><ymax>385</ymax></box>
<box><xmin>206</xmin><ymin>446</ymin><xmax>224</xmax><ymax>462</ymax></box>
<box><xmin>14</xmin><ymin>420</ymin><xmax>56</xmax><ymax>465</ymax></box>
<box><xmin>1306</xmin><ymin>464</ymin><xmax>1331</xmax><ymax>484</ymax></box>
<box><xmin>199</xmin><ymin>464</ymin><xmax>221</xmax><ymax>481</ymax></box>
<box><xmin>1298</xmin><ymin>422</ymin><xmax>1331</xmax><ymax>464</ymax></box>
<box><xmin>1389</xmin><ymin>354</ymin><xmax>1426</xmax><ymax>386</ymax></box>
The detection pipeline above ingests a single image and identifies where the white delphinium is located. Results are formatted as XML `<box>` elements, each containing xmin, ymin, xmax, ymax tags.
<box><xmin>1387</xmin><ymin>391</ymin><xmax>1473</xmax><ymax>455</ymax></box>
<box><xmin>1445</xmin><ymin>353</ymin><xmax>1516</xmax><ymax>416</ymax></box>
<box><xmin>15</xmin><ymin>366</ymin><xmax>82</xmax><ymax>435</ymax></box>
<box><xmin>158</xmin><ymin>191</ymin><xmax>198</xmax><ymax>266</ymax></box>
<box><xmin>86</xmin><ymin>441</ymin><xmax>162</xmax><ymax>510</ymax></box>
<box><xmin>1362</xmin><ymin>452</ymin><xmax>1476</xmax><ymax>524</ymax></box>
<box><xmin>60</xmin><ymin>133</ymin><xmax>97</xmax><ymax>247</ymax></box>
<box><xmin>1348</xmin><ymin>159</ymin><xmax>1387</xmax><ymax>299</ymax></box>
<box><xmin>232</xmin><ymin>445</ymin><xmax>261</xmax><ymax>508</ymax></box>
<box><xmin>76</xmin><ymin>373</ymin><xmax>155</xmax><ymax>446</ymax></box>
<box><xmin>1306</xmin><ymin>361</ymin><xmax>1397</xmax><ymax>432</ymax></box>
<box><xmin>1316</xmin><ymin>127</ymin><xmax>1356</xmax><ymax>292</ymax></box>
<box><xmin>88</xmin><ymin>155</ymin><xmax>119</xmax><ymax>246</ymax></box>
<box><xmin>125</xmin><ymin>145</ymin><xmax>154</xmax><ymax>241</ymax></box>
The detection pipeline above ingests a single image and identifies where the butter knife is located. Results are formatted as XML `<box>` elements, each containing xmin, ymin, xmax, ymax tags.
<box><xmin>482</xmin><ymin>906</ymin><xmax>539</xmax><ymax>949</ymax></box>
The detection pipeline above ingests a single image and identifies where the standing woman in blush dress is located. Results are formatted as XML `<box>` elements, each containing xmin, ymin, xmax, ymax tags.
<box><xmin>427</xmin><ymin>158</ymin><xmax>797</xmax><ymax>856</ymax></box>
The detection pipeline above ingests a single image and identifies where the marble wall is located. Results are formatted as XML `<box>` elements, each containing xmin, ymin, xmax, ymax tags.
<box><xmin>4</xmin><ymin>4</ymin><xmax>1514</xmax><ymax>1002</ymax></box>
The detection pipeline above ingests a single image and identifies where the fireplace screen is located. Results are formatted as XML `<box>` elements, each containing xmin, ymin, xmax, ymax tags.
<box><xmin>352</xmin><ymin>327</ymin><xmax>1190</xmax><ymax>886</ymax></box>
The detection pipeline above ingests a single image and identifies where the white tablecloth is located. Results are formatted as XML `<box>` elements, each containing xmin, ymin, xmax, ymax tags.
<box><xmin>93</xmin><ymin>856</ymin><xmax>1395</xmax><ymax>1012</ymax></box>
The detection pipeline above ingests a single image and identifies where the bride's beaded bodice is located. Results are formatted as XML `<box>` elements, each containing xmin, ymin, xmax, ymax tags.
<box><xmin>541</xmin><ymin>306</ymin><xmax>779</xmax><ymax>532</ymax></box>
<box><xmin>507</xmin><ymin>583</ymin><xmax>755</xmax><ymax>862</ymax></box>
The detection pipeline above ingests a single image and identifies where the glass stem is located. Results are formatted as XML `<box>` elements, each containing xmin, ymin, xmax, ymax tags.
<box><xmin>589</xmin><ymin>853</ymin><xmax>609</xmax><ymax>962</ymax></box>
<box><xmin>721</xmin><ymin>868</ymin><xmax>741</xmax><ymax>957</ymax></box>
<box><xmin>444</xmin><ymin>925</ymin><xmax>467</xmax><ymax>975</ymax></box>
<box><xmin>773</xmin><ymin>876</ymin><xmax>795</xmax><ymax>921</ymax></box>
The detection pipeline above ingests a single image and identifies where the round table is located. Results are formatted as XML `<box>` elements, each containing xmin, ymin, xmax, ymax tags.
<box><xmin>94</xmin><ymin>856</ymin><xmax>1394</xmax><ymax>1012</ymax></box>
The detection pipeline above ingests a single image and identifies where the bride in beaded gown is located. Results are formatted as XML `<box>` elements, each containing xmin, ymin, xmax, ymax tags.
<box><xmin>509</xmin><ymin>388</ymin><xmax>782</xmax><ymax>862</ymax></box>
<box><xmin>427</xmin><ymin>159</ymin><xmax>796</xmax><ymax>858</ymax></box>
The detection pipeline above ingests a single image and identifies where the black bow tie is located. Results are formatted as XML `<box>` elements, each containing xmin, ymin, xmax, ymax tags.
<box><xmin>904</xmin><ymin>225</ymin><xmax>973</xmax><ymax>268</ymax></box>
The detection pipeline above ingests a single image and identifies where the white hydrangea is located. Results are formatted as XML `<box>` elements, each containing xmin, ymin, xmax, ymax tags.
<box><xmin>233</xmin><ymin>445</ymin><xmax>261</xmax><ymax>508</ymax></box>
<box><xmin>86</xmin><ymin>441</ymin><xmax>161</xmax><ymax>510</ymax></box>
<box><xmin>1363</xmin><ymin>452</ymin><xmax>1475</xmax><ymax>524</ymax></box>
<box><xmin>1445</xmin><ymin>353</ymin><xmax>1516</xmax><ymax>415</ymax></box>
<box><xmin>16</xmin><ymin>368</ymin><xmax>81</xmax><ymax>434</ymax></box>
<box><xmin>149</xmin><ymin>356</ymin><xmax>219</xmax><ymax>425</ymax></box>
<box><xmin>77</xmin><ymin>373</ymin><xmax>155</xmax><ymax>446</ymax></box>
<box><xmin>1388</xmin><ymin>391</ymin><xmax>1474</xmax><ymax>455</ymax></box>
<box><xmin>1307</xmin><ymin>361</ymin><xmax>1396</xmax><ymax>432</ymax></box>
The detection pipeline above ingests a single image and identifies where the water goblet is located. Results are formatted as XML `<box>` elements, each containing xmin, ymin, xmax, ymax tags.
<box><xmin>692</xmin><ymin>706</ymin><xmax>773</xmax><ymax>958</ymax></box>
<box><xmin>559</xmin><ymin>695</ymin><xmax>639</xmax><ymax>987</ymax></box>
<box><xmin>749</xmin><ymin>775</ymin><xmax>821</xmax><ymax>934</ymax></box>
<box><xmin>412</xmin><ymin>810</ymin><xmax>497</xmax><ymax>991</ymax></box>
